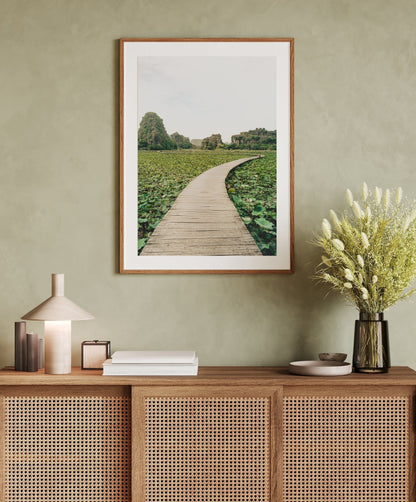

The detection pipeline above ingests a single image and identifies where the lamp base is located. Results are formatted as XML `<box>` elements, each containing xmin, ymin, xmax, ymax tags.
<box><xmin>44</xmin><ymin>321</ymin><xmax>71</xmax><ymax>374</ymax></box>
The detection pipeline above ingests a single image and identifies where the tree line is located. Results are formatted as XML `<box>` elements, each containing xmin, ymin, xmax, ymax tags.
<box><xmin>137</xmin><ymin>112</ymin><xmax>276</xmax><ymax>151</ymax></box>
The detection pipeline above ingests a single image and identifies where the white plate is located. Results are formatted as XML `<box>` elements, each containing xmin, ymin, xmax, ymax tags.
<box><xmin>289</xmin><ymin>360</ymin><xmax>352</xmax><ymax>376</ymax></box>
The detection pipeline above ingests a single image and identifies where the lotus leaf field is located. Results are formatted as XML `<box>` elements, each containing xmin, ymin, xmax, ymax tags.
<box><xmin>226</xmin><ymin>152</ymin><xmax>277</xmax><ymax>255</ymax></box>
<box><xmin>137</xmin><ymin>150</ymin><xmax>277</xmax><ymax>255</ymax></box>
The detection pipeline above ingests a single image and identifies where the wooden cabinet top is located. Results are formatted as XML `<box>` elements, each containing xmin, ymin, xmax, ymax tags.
<box><xmin>0</xmin><ymin>366</ymin><xmax>415</xmax><ymax>386</ymax></box>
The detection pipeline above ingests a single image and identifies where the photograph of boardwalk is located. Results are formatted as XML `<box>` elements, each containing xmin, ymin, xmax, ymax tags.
<box><xmin>120</xmin><ymin>39</ymin><xmax>293</xmax><ymax>273</ymax></box>
<box><xmin>137</xmin><ymin>56</ymin><xmax>277</xmax><ymax>257</ymax></box>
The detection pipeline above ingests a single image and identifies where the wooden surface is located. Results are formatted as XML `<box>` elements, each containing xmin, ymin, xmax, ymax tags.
<box><xmin>410</xmin><ymin>389</ymin><xmax>416</xmax><ymax>501</ymax></box>
<box><xmin>0</xmin><ymin>366</ymin><xmax>415</xmax><ymax>386</ymax></box>
<box><xmin>141</xmin><ymin>157</ymin><xmax>262</xmax><ymax>256</ymax></box>
<box><xmin>131</xmin><ymin>387</ymin><xmax>145</xmax><ymax>502</ymax></box>
<box><xmin>0</xmin><ymin>395</ymin><xmax>4</xmax><ymax>502</ymax></box>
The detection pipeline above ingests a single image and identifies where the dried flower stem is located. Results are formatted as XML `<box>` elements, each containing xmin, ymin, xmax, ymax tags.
<box><xmin>314</xmin><ymin>184</ymin><xmax>416</xmax><ymax>314</ymax></box>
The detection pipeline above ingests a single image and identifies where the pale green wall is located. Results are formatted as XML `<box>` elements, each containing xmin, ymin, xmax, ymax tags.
<box><xmin>1</xmin><ymin>0</ymin><xmax>416</xmax><ymax>368</ymax></box>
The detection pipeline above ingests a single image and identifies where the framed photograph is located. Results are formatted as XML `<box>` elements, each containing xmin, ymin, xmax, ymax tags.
<box><xmin>120</xmin><ymin>38</ymin><xmax>294</xmax><ymax>274</ymax></box>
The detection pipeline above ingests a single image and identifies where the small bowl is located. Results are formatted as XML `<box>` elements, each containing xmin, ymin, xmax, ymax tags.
<box><xmin>319</xmin><ymin>352</ymin><xmax>347</xmax><ymax>362</ymax></box>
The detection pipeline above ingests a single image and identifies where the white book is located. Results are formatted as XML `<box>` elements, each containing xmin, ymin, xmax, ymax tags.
<box><xmin>111</xmin><ymin>350</ymin><xmax>196</xmax><ymax>365</ymax></box>
<box><xmin>102</xmin><ymin>358</ymin><xmax>198</xmax><ymax>376</ymax></box>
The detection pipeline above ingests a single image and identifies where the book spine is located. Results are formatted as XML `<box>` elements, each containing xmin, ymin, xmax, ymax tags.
<box><xmin>103</xmin><ymin>367</ymin><xmax>198</xmax><ymax>376</ymax></box>
<box><xmin>111</xmin><ymin>352</ymin><xmax>196</xmax><ymax>364</ymax></box>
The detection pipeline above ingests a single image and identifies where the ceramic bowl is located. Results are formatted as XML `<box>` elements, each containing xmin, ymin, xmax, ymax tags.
<box><xmin>289</xmin><ymin>360</ymin><xmax>352</xmax><ymax>376</ymax></box>
<box><xmin>319</xmin><ymin>352</ymin><xmax>347</xmax><ymax>362</ymax></box>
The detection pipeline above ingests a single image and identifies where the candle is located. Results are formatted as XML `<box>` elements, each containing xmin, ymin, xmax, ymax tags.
<box><xmin>26</xmin><ymin>332</ymin><xmax>39</xmax><ymax>372</ymax></box>
<box><xmin>38</xmin><ymin>338</ymin><xmax>44</xmax><ymax>369</ymax></box>
<box><xmin>14</xmin><ymin>321</ymin><xmax>27</xmax><ymax>371</ymax></box>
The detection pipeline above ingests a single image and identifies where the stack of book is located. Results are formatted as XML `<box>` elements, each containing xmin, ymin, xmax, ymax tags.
<box><xmin>102</xmin><ymin>350</ymin><xmax>198</xmax><ymax>376</ymax></box>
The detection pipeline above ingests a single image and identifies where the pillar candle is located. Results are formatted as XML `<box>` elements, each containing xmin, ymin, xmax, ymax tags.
<box><xmin>14</xmin><ymin>321</ymin><xmax>27</xmax><ymax>371</ymax></box>
<box><xmin>26</xmin><ymin>332</ymin><xmax>39</xmax><ymax>372</ymax></box>
<box><xmin>38</xmin><ymin>338</ymin><xmax>44</xmax><ymax>369</ymax></box>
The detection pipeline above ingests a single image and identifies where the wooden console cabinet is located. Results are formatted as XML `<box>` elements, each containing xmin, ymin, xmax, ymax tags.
<box><xmin>0</xmin><ymin>367</ymin><xmax>415</xmax><ymax>501</ymax></box>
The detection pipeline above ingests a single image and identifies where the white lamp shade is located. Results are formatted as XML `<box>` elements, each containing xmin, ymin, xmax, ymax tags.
<box><xmin>22</xmin><ymin>274</ymin><xmax>94</xmax><ymax>321</ymax></box>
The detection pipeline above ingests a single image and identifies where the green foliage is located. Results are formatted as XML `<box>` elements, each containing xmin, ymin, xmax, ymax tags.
<box><xmin>137</xmin><ymin>150</ymin><xmax>266</xmax><ymax>253</ymax></box>
<box><xmin>225</xmin><ymin>153</ymin><xmax>277</xmax><ymax>255</ymax></box>
<box><xmin>170</xmin><ymin>132</ymin><xmax>193</xmax><ymax>149</ymax></box>
<box><xmin>201</xmin><ymin>134</ymin><xmax>223</xmax><ymax>150</ymax></box>
<box><xmin>137</xmin><ymin>112</ymin><xmax>176</xmax><ymax>150</ymax></box>
<box><xmin>314</xmin><ymin>184</ymin><xmax>416</xmax><ymax>313</ymax></box>
<box><xmin>231</xmin><ymin>128</ymin><xmax>276</xmax><ymax>150</ymax></box>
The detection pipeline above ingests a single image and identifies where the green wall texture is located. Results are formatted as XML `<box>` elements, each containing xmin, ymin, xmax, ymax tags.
<box><xmin>1</xmin><ymin>0</ymin><xmax>416</xmax><ymax>368</ymax></box>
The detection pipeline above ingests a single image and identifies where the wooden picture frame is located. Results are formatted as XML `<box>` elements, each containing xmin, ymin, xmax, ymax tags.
<box><xmin>120</xmin><ymin>38</ymin><xmax>294</xmax><ymax>274</ymax></box>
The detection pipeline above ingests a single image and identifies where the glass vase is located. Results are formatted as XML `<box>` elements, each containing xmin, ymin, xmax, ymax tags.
<box><xmin>353</xmin><ymin>312</ymin><xmax>390</xmax><ymax>373</ymax></box>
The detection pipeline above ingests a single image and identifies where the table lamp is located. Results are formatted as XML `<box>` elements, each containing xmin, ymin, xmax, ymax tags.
<box><xmin>22</xmin><ymin>273</ymin><xmax>94</xmax><ymax>374</ymax></box>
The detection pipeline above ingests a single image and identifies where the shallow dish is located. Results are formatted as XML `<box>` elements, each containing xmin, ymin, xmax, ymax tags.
<box><xmin>289</xmin><ymin>360</ymin><xmax>352</xmax><ymax>376</ymax></box>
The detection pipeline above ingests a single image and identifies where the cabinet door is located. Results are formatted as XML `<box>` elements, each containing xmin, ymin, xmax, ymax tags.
<box><xmin>282</xmin><ymin>386</ymin><xmax>414</xmax><ymax>502</ymax></box>
<box><xmin>132</xmin><ymin>386</ymin><xmax>278</xmax><ymax>502</ymax></box>
<box><xmin>0</xmin><ymin>386</ymin><xmax>131</xmax><ymax>502</ymax></box>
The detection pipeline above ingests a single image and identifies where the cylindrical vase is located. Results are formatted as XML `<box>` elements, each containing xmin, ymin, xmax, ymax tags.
<box><xmin>353</xmin><ymin>312</ymin><xmax>390</xmax><ymax>373</ymax></box>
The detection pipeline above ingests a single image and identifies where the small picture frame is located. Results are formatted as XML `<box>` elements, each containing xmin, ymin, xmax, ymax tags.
<box><xmin>81</xmin><ymin>340</ymin><xmax>111</xmax><ymax>370</ymax></box>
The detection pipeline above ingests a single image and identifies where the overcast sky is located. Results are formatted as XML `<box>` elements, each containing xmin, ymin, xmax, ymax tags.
<box><xmin>137</xmin><ymin>56</ymin><xmax>276</xmax><ymax>143</ymax></box>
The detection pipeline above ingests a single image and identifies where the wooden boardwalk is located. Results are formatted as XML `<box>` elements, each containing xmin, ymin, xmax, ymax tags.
<box><xmin>141</xmin><ymin>157</ymin><xmax>262</xmax><ymax>256</ymax></box>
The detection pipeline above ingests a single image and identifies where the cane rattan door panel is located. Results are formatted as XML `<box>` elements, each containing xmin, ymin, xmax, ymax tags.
<box><xmin>283</xmin><ymin>390</ymin><xmax>411</xmax><ymax>502</ymax></box>
<box><xmin>2</xmin><ymin>388</ymin><xmax>131</xmax><ymax>502</ymax></box>
<box><xmin>133</xmin><ymin>387</ymin><xmax>277</xmax><ymax>502</ymax></box>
